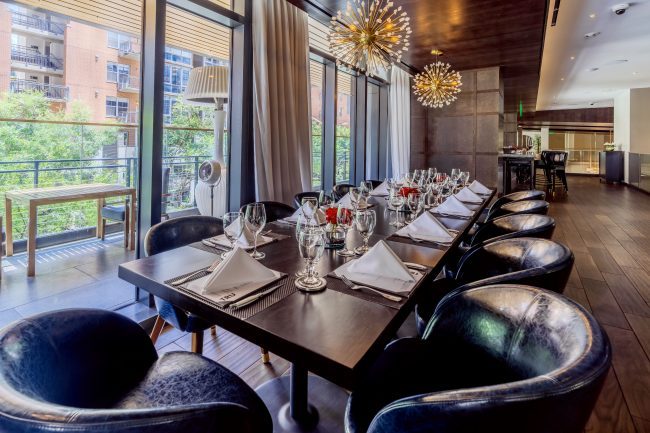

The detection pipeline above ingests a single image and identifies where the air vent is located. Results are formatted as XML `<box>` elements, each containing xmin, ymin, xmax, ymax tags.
<box><xmin>551</xmin><ymin>0</ymin><xmax>561</xmax><ymax>26</ymax></box>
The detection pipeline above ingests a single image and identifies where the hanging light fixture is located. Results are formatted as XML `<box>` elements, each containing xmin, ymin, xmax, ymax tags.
<box><xmin>329</xmin><ymin>0</ymin><xmax>412</xmax><ymax>77</ymax></box>
<box><xmin>413</xmin><ymin>49</ymin><xmax>462</xmax><ymax>108</ymax></box>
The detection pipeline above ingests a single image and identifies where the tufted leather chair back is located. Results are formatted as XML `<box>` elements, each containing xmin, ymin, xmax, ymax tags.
<box><xmin>470</xmin><ymin>214</ymin><xmax>555</xmax><ymax>246</ymax></box>
<box><xmin>0</xmin><ymin>309</ymin><xmax>266</xmax><ymax>433</ymax></box>
<box><xmin>369</xmin><ymin>285</ymin><xmax>611</xmax><ymax>433</ymax></box>
<box><xmin>145</xmin><ymin>215</ymin><xmax>223</xmax><ymax>257</ymax></box>
<box><xmin>486</xmin><ymin>190</ymin><xmax>546</xmax><ymax>220</ymax></box>
<box><xmin>332</xmin><ymin>183</ymin><xmax>355</xmax><ymax>201</ymax></box>
<box><xmin>454</xmin><ymin>237</ymin><xmax>573</xmax><ymax>293</ymax></box>
<box><xmin>488</xmin><ymin>199</ymin><xmax>549</xmax><ymax>221</ymax></box>
<box><xmin>240</xmin><ymin>201</ymin><xmax>295</xmax><ymax>223</ymax></box>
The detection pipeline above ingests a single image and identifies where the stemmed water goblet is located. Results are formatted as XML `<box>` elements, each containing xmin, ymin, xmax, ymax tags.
<box><xmin>296</xmin><ymin>227</ymin><xmax>326</xmax><ymax>291</ymax></box>
<box><xmin>407</xmin><ymin>192</ymin><xmax>420</xmax><ymax>222</ymax></box>
<box><xmin>301</xmin><ymin>196</ymin><xmax>319</xmax><ymax>224</ymax></box>
<box><xmin>349</xmin><ymin>187</ymin><xmax>362</xmax><ymax>210</ymax></box>
<box><xmin>244</xmin><ymin>203</ymin><xmax>266</xmax><ymax>260</ymax></box>
<box><xmin>353</xmin><ymin>209</ymin><xmax>376</xmax><ymax>255</ymax></box>
<box><xmin>222</xmin><ymin>211</ymin><xmax>244</xmax><ymax>259</ymax></box>
<box><xmin>336</xmin><ymin>205</ymin><xmax>355</xmax><ymax>257</ymax></box>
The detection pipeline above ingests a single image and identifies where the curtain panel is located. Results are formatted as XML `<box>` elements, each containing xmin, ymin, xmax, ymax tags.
<box><xmin>252</xmin><ymin>0</ymin><xmax>312</xmax><ymax>204</ymax></box>
<box><xmin>389</xmin><ymin>67</ymin><xmax>411</xmax><ymax>177</ymax></box>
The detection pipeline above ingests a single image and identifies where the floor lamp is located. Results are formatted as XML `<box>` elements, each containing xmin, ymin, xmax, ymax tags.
<box><xmin>184</xmin><ymin>65</ymin><xmax>229</xmax><ymax>218</ymax></box>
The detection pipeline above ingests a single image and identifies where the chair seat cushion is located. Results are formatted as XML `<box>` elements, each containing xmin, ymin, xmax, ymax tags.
<box><xmin>116</xmin><ymin>352</ymin><xmax>272</xmax><ymax>430</ymax></box>
<box><xmin>101</xmin><ymin>205</ymin><xmax>126</xmax><ymax>221</ymax></box>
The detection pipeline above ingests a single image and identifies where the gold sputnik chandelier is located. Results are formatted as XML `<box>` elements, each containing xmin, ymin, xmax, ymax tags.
<box><xmin>329</xmin><ymin>0</ymin><xmax>412</xmax><ymax>77</ymax></box>
<box><xmin>413</xmin><ymin>49</ymin><xmax>462</xmax><ymax>108</ymax></box>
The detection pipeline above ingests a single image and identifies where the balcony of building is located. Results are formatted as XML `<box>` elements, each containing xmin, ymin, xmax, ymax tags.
<box><xmin>117</xmin><ymin>76</ymin><xmax>140</xmax><ymax>94</ymax></box>
<box><xmin>9</xmin><ymin>79</ymin><xmax>69</xmax><ymax>101</ymax></box>
<box><xmin>117</xmin><ymin>110</ymin><xmax>140</xmax><ymax>124</ymax></box>
<box><xmin>10</xmin><ymin>44</ymin><xmax>64</xmax><ymax>74</ymax></box>
<box><xmin>118</xmin><ymin>40</ymin><xmax>141</xmax><ymax>60</ymax></box>
<box><xmin>10</xmin><ymin>10</ymin><xmax>66</xmax><ymax>40</ymax></box>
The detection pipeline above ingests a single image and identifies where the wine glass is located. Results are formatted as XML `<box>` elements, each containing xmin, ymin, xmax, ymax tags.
<box><xmin>295</xmin><ymin>215</ymin><xmax>316</xmax><ymax>277</ymax></box>
<box><xmin>429</xmin><ymin>182</ymin><xmax>442</xmax><ymax>206</ymax></box>
<box><xmin>389</xmin><ymin>189</ymin><xmax>405</xmax><ymax>227</ymax></box>
<box><xmin>222</xmin><ymin>212</ymin><xmax>244</xmax><ymax>259</ymax></box>
<box><xmin>244</xmin><ymin>203</ymin><xmax>266</xmax><ymax>260</ymax></box>
<box><xmin>427</xmin><ymin>167</ymin><xmax>437</xmax><ymax>181</ymax></box>
<box><xmin>407</xmin><ymin>192</ymin><xmax>420</xmax><ymax>222</ymax></box>
<box><xmin>297</xmin><ymin>227</ymin><xmax>326</xmax><ymax>290</ymax></box>
<box><xmin>301</xmin><ymin>196</ymin><xmax>319</xmax><ymax>224</ymax></box>
<box><xmin>360</xmin><ymin>180</ymin><xmax>374</xmax><ymax>198</ymax></box>
<box><xmin>336</xmin><ymin>205</ymin><xmax>355</xmax><ymax>257</ymax></box>
<box><xmin>349</xmin><ymin>187</ymin><xmax>361</xmax><ymax>210</ymax></box>
<box><xmin>441</xmin><ymin>179</ymin><xmax>453</xmax><ymax>201</ymax></box>
<box><xmin>318</xmin><ymin>190</ymin><xmax>332</xmax><ymax>206</ymax></box>
<box><xmin>460</xmin><ymin>171</ymin><xmax>470</xmax><ymax>186</ymax></box>
<box><xmin>451</xmin><ymin>168</ymin><xmax>461</xmax><ymax>182</ymax></box>
<box><xmin>354</xmin><ymin>209</ymin><xmax>376</xmax><ymax>255</ymax></box>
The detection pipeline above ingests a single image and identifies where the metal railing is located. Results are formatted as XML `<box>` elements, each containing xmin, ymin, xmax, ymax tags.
<box><xmin>11</xmin><ymin>11</ymin><xmax>66</xmax><ymax>36</ymax></box>
<box><xmin>9</xmin><ymin>79</ymin><xmax>69</xmax><ymax>101</ymax></box>
<box><xmin>119</xmin><ymin>40</ymin><xmax>140</xmax><ymax>57</ymax></box>
<box><xmin>118</xmin><ymin>76</ymin><xmax>140</xmax><ymax>92</ymax></box>
<box><xmin>118</xmin><ymin>111</ymin><xmax>139</xmax><ymax>124</ymax></box>
<box><xmin>10</xmin><ymin>44</ymin><xmax>63</xmax><ymax>71</ymax></box>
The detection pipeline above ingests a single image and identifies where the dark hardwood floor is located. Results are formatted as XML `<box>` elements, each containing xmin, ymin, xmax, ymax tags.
<box><xmin>2</xmin><ymin>176</ymin><xmax>649</xmax><ymax>430</ymax></box>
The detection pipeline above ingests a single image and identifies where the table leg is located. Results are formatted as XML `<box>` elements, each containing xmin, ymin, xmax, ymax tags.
<box><xmin>5</xmin><ymin>197</ymin><xmax>13</xmax><ymax>256</ymax></box>
<box><xmin>97</xmin><ymin>198</ymin><xmax>105</xmax><ymax>239</ymax></box>
<box><xmin>27</xmin><ymin>203</ymin><xmax>36</xmax><ymax>277</ymax></box>
<box><xmin>255</xmin><ymin>363</ymin><xmax>348</xmax><ymax>433</ymax></box>
<box><xmin>129</xmin><ymin>191</ymin><xmax>136</xmax><ymax>251</ymax></box>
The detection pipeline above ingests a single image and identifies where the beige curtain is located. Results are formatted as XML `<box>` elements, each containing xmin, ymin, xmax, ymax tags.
<box><xmin>389</xmin><ymin>67</ymin><xmax>411</xmax><ymax>177</ymax></box>
<box><xmin>252</xmin><ymin>0</ymin><xmax>312</xmax><ymax>204</ymax></box>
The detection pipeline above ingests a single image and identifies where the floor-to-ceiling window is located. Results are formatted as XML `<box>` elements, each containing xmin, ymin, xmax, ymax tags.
<box><xmin>310</xmin><ymin>59</ymin><xmax>324</xmax><ymax>190</ymax></box>
<box><xmin>336</xmin><ymin>70</ymin><xmax>354</xmax><ymax>183</ymax></box>
<box><xmin>548</xmin><ymin>130</ymin><xmax>612</xmax><ymax>174</ymax></box>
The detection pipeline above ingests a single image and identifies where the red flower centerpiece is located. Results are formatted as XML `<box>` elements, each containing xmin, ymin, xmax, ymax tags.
<box><xmin>324</xmin><ymin>207</ymin><xmax>349</xmax><ymax>249</ymax></box>
<box><xmin>399</xmin><ymin>187</ymin><xmax>419</xmax><ymax>197</ymax></box>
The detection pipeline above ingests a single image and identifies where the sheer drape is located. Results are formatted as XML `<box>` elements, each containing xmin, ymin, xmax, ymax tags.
<box><xmin>252</xmin><ymin>0</ymin><xmax>312</xmax><ymax>204</ymax></box>
<box><xmin>389</xmin><ymin>67</ymin><xmax>411</xmax><ymax>177</ymax></box>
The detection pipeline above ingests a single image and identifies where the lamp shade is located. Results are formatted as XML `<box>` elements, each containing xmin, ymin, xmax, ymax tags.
<box><xmin>184</xmin><ymin>65</ymin><xmax>229</xmax><ymax>105</ymax></box>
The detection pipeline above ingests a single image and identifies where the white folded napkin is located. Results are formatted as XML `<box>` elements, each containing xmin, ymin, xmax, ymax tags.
<box><xmin>186</xmin><ymin>247</ymin><xmax>281</xmax><ymax>306</ymax></box>
<box><xmin>395</xmin><ymin>212</ymin><xmax>454</xmax><ymax>243</ymax></box>
<box><xmin>225</xmin><ymin>217</ymin><xmax>256</xmax><ymax>247</ymax></box>
<box><xmin>434</xmin><ymin>195</ymin><xmax>473</xmax><ymax>217</ymax></box>
<box><xmin>454</xmin><ymin>187</ymin><xmax>482</xmax><ymax>204</ymax></box>
<box><xmin>284</xmin><ymin>204</ymin><xmax>327</xmax><ymax>225</ymax></box>
<box><xmin>333</xmin><ymin>240</ymin><xmax>422</xmax><ymax>293</ymax></box>
<box><xmin>468</xmin><ymin>180</ymin><xmax>491</xmax><ymax>195</ymax></box>
<box><xmin>337</xmin><ymin>193</ymin><xmax>353</xmax><ymax>209</ymax></box>
<box><xmin>370</xmin><ymin>181</ymin><xmax>389</xmax><ymax>196</ymax></box>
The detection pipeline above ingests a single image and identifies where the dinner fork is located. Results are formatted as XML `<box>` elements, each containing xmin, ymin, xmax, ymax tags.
<box><xmin>340</xmin><ymin>275</ymin><xmax>403</xmax><ymax>302</ymax></box>
<box><xmin>171</xmin><ymin>261</ymin><xmax>220</xmax><ymax>286</ymax></box>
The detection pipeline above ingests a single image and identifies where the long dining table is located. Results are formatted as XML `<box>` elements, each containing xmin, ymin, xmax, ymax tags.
<box><xmin>118</xmin><ymin>188</ymin><xmax>495</xmax><ymax>433</ymax></box>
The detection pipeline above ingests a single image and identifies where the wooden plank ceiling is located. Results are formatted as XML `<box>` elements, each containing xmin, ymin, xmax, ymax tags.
<box><xmin>16</xmin><ymin>0</ymin><xmax>231</xmax><ymax>60</ymax></box>
<box><xmin>309</xmin><ymin>0</ymin><xmax>548</xmax><ymax>113</ymax></box>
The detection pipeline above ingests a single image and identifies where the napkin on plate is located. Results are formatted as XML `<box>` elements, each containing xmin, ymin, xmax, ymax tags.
<box><xmin>225</xmin><ymin>217</ymin><xmax>256</xmax><ymax>246</ymax></box>
<box><xmin>370</xmin><ymin>181</ymin><xmax>389</xmax><ymax>196</ymax></box>
<box><xmin>468</xmin><ymin>180</ymin><xmax>491</xmax><ymax>195</ymax></box>
<box><xmin>434</xmin><ymin>195</ymin><xmax>473</xmax><ymax>217</ymax></box>
<box><xmin>454</xmin><ymin>187</ymin><xmax>482</xmax><ymax>204</ymax></box>
<box><xmin>186</xmin><ymin>247</ymin><xmax>281</xmax><ymax>306</ymax></box>
<box><xmin>284</xmin><ymin>203</ymin><xmax>327</xmax><ymax>225</ymax></box>
<box><xmin>333</xmin><ymin>240</ymin><xmax>421</xmax><ymax>293</ymax></box>
<box><xmin>395</xmin><ymin>212</ymin><xmax>454</xmax><ymax>243</ymax></box>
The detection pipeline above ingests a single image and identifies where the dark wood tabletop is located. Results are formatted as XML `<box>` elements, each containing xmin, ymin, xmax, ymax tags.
<box><xmin>118</xmin><ymin>191</ymin><xmax>494</xmax><ymax>389</ymax></box>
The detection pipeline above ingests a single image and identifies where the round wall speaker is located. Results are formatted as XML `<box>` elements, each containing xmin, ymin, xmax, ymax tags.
<box><xmin>198</xmin><ymin>160</ymin><xmax>222</xmax><ymax>185</ymax></box>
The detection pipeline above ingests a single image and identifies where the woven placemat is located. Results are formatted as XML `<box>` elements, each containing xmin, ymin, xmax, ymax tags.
<box><xmin>164</xmin><ymin>269</ymin><xmax>295</xmax><ymax>320</ymax></box>
<box><xmin>190</xmin><ymin>233</ymin><xmax>291</xmax><ymax>255</ymax></box>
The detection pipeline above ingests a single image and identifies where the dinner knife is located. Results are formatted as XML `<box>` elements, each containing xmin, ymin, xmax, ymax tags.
<box><xmin>230</xmin><ymin>284</ymin><xmax>283</xmax><ymax>309</ymax></box>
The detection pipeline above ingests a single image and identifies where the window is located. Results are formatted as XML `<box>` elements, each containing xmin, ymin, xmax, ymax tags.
<box><xmin>163</xmin><ymin>95</ymin><xmax>180</xmax><ymax>124</ymax></box>
<box><xmin>106</xmin><ymin>96</ymin><xmax>129</xmax><ymax>118</ymax></box>
<box><xmin>164</xmin><ymin>46</ymin><xmax>192</xmax><ymax>65</ymax></box>
<box><xmin>107</xmin><ymin>31</ymin><xmax>132</xmax><ymax>49</ymax></box>
<box><xmin>164</xmin><ymin>64</ymin><xmax>191</xmax><ymax>94</ymax></box>
<box><xmin>309</xmin><ymin>60</ymin><xmax>324</xmax><ymax>189</ymax></box>
<box><xmin>107</xmin><ymin>62</ymin><xmax>130</xmax><ymax>83</ymax></box>
<box><xmin>336</xmin><ymin>70</ymin><xmax>354</xmax><ymax>184</ymax></box>
<box><xmin>204</xmin><ymin>56</ymin><xmax>228</xmax><ymax>66</ymax></box>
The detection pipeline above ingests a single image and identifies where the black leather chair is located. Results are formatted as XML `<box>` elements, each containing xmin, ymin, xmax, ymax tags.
<box><xmin>0</xmin><ymin>309</ymin><xmax>273</xmax><ymax>433</ymax></box>
<box><xmin>240</xmin><ymin>201</ymin><xmax>295</xmax><ymax>223</ymax></box>
<box><xmin>415</xmin><ymin>237</ymin><xmax>574</xmax><ymax>336</ymax></box>
<box><xmin>346</xmin><ymin>285</ymin><xmax>611</xmax><ymax>433</ymax></box>
<box><xmin>294</xmin><ymin>192</ymin><xmax>332</xmax><ymax>209</ymax></box>
<box><xmin>332</xmin><ymin>183</ymin><xmax>355</xmax><ymax>201</ymax></box>
<box><xmin>145</xmin><ymin>215</ymin><xmax>222</xmax><ymax>354</ymax></box>
<box><xmin>487</xmin><ymin>199</ymin><xmax>549</xmax><ymax>221</ymax></box>
<box><xmin>468</xmin><ymin>214</ymin><xmax>556</xmax><ymax>247</ymax></box>
<box><xmin>542</xmin><ymin>150</ymin><xmax>569</xmax><ymax>193</ymax></box>
<box><xmin>484</xmin><ymin>189</ymin><xmax>546</xmax><ymax>222</ymax></box>
<box><xmin>366</xmin><ymin>180</ymin><xmax>383</xmax><ymax>189</ymax></box>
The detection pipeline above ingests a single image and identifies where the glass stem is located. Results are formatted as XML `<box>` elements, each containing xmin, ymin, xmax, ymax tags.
<box><xmin>253</xmin><ymin>234</ymin><xmax>258</xmax><ymax>256</ymax></box>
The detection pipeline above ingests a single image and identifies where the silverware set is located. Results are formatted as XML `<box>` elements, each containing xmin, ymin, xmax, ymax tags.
<box><xmin>340</xmin><ymin>274</ymin><xmax>403</xmax><ymax>302</ymax></box>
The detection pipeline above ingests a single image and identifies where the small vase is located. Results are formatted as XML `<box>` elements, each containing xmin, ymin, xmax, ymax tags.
<box><xmin>324</xmin><ymin>224</ymin><xmax>345</xmax><ymax>249</ymax></box>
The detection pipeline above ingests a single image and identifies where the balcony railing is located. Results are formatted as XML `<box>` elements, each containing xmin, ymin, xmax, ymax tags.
<box><xmin>118</xmin><ymin>76</ymin><xmax>140</xmax><ymax>93</ymax></box>
<box><xmin>9</xmin><ymin>79</ymin><xmax>69</xmax><ymax>101</ymax></box>
<box><xmin>11</xmin><ymin>11</ymin><xmax>66</xmax><ymax>36</ymax></box>
<box><xmin>118</xmin><ymin>40</ymin><xmax>140</xmax><ymax>58</ymax></box>
<box><xmin>117</xmin><ymin>111</ymin><xmax>139</xmax><ymax>124</ymax></box>
<box><xmin>10</xmin><ymin>44</ymin><xmax>63</xmax><ymax>71</ymax></box>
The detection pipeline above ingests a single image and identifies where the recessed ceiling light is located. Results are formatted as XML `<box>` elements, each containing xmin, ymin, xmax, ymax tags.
<box><xmin>570</xmin><ymin>56</ymin><xmax>575</xmax><ymax>60</ymax></box>
<box><xmin>589</xmin><ymin>13</ymin><xmax>596</xmax><ymax>18</ymax></box>
<box><xmin>584</xmin><ymin>31</ymin><xmax>601</xmax><ymax>39</ymax></box>
<box><xmin>633</xmin><ymin>71</ymin><xmax>639</xmax><ymax>75</ymax></box>
<box><xmin>560</xmin><ymin>77</ymin><xmax>565</xmax><ymax>81</ymax></box>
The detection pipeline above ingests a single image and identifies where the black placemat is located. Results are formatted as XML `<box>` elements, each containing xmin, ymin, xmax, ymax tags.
<box><xmin>324</xmin><ymin>275</ymin><xmax>408</xmax><ymax>309</ymax></box>
<box><xmin>164</xmin><ymin>269</ymin><xmax>295</xmax><ymax>320</ymax></box>
<box><xmin>386</xmin><ymin>234</ymin><xmax>452</xmax><ymax>250</ymax></box>
<box><xmin>190</xmin><ymin>232</ymin><xmax>291</xmax><ymax>254</ymax></box>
